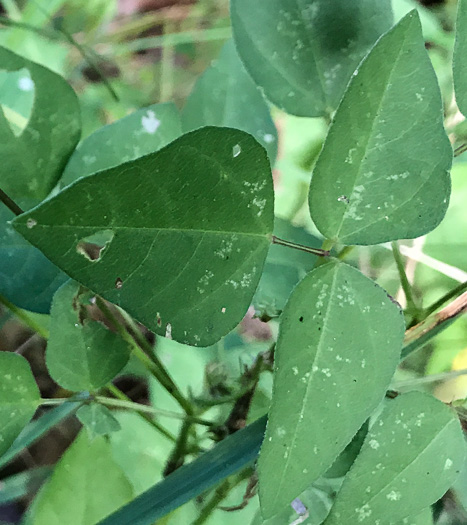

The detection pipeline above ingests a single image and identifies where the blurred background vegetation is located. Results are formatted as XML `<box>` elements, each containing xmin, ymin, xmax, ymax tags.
<box><xmin>1</xmin><ymin>0</ymin><xmax>467</xmax><ymax>523</ymax></box>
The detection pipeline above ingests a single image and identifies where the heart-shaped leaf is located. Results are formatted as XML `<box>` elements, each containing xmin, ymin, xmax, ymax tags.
<box><xmin>0</xmin><ymin>352</ymin><xmax>40</xmax><ymax>458</ymax></box>
<box><xmin>60</xmin><ymin>102</ymin><xmax>182</xmax><ymax>189</ymax></box>
<box><xmin>258</xmin><ymin>261</ymin><xmax>405</xmax><ymax>518</ymax></box>
<box><xmin>309</xmin><ymin>11</ymin><xmax>452</xmax><ymax>245</ymax></box>
<box><xmin>76</xmin><ymin>403</ymin><xmax>121</xmax><ymax>439</ymax></box>
<box><xmin>46</xmin><ymin>280</ymin><xmax>131</xmax><ymax>392</ymax></box>
<box><xmin>324</xmin><ymin>391</ymin><xmax>465</xmax><ymax>525</ymax></box>
<box><xmin>182</xmin><ymin>39</ymin><xmax>278</xmax><ymax>164</ymax></box>
<box><xmin>13</xmin><ymin>127</ymin><xmax>274</xmax><ymax>347</ymax></box>
<box><xmin>230</xmin><ymin>0</ymin><xmax>393</xmax><ymax>117</ymax></box>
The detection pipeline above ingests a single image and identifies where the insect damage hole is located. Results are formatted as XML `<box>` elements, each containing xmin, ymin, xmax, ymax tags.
<box><xmin>76</xmin><ymin>229</ymin><xmax>114</xmax><ymax>262</ymax></box>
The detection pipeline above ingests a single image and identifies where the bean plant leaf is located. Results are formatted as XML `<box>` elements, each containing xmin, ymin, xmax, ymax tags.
<box><xmin>60</xmin><ymin>103</ymin><xmax>182</xmax><ymax>188</ymax></box>
<box><xmin>324</xmin><ymin>391</ymin><xmax>465</xmax><ymax>525</ymax></box>
<box><xmin>0</xmin><ymin>45</ymin><xmax>80</xmax><ymax>312</ymax></box>
<box><xmin>454</xmin><ymin>0</ymin><xmax>467</xmax><ymax>117</ymax></box>
<box><xmin>182</xmin><ymin>39</ymin><xmax>278</xmax><ymax>164</ymax></box>
<box><xmin>258</xmin><ymin>261</ymin><xmax>405</xmax><ymax>518</ymax></box>
<box><xmin>32</xmin><ymin>430</ymin><xmax>133</xmax><ymax>525</ymax></box>
<box><xmin>0</xmin><ymin>352</ymin><xmax>40</xmax><ymax>457</ymax></box>
<box><xmin>46</xmin><ymin>280</ymin><xmax>131</xmax><ymax>392</ymax></box>
<box><xmin>13</xmin><ymin>127</ymin><xmax>274</xmax><ymax>347</ymax></box>
<box><xmin>230</xmin><ymin>0</ymin><xmax>393</xmax><ymax>117</ymax></box>
<box><xmin>76</xmin><ymin>403</ymin><xmax>121</xmax><ymax>439</ymax></box>
<box><xmin>309</xmin><ymin>11</ymin><xmax>452</xmax><ymax>246</ymax></box>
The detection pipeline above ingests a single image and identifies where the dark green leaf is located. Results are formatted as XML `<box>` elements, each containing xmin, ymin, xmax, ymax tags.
<box><xmin>258</xmin><ymin>261</ymin><xmax>405</xmax><ymax>518</ymax></box>
<box><xmin>454</xmin><ymin>0</ymin><xmax>467</xmax><ymax>118</ymax></box>
<box><xmin>309</xmin><ymin>11</ymin><xmax>452</xmax><ymax>245</ymax></box>
<box><xmin>0</xmin><ymin>466</ymin><xmax>51</xmax><ymax>505</ymax></box>
<box><xmin>46</xmin><ymin>281</ymin><xmax>131</xmax><ymax>391</ymax></box>
<box><xmin>0</xmin><ymin>352</ymin><xmax>40</xmax><ymax>457</ymax></box>
<box><xmin>324</xmin><ymin>392</ymin><xmax>465</xmax><ymax>525</ymax></box>
<box><xmin>182</xmin><ymin>40</ymin><xmax>278</xmax><ymax>164</ymax></box>
<box><xmin>76</xmin><ymin>403</ymin><xmax>121</xmax><ymax>438</ymax></box>
<box><xmin>32</xmin><ymin>430</ymin><xmax>133</xmax><ymax>525</ymax></box>
<box><xmin>230</xmin><ymin>0</ymin><xmax>393</xmax><ymax>117</ymax></box>
<box><xmin>13</xmin><ymin>127</ymin><xmax>274</xmax><ymax>347</ymax></box>
<box><xmin>60</xmin><ymin>103</ymin><xmax>182</xmax><ymax>188</ymax></box>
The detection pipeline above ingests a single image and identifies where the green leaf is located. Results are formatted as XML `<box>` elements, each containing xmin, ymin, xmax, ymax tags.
<box><xmin>258</xmin><ymin>261</ymin><xmax>405</xmax><ymax>518</ymax></box>
<box><xmin>13</xmin><ymin>127</ymin><xmax>274</xmax><ymax>347</ymax></box>
<box><xmin>60</xmin><ymin>103</ymin><xmax>182</xmax><ymax>188</ymax></box>
<box><xmin>230</xmin><ymin>0</ymin><xmax>393</xmax><ymax>117</ymax></box>
<box><xmin>0</xmin><ymin>394</ymin><xmax>84</xmax><ymax>470</ymax></box>
<box><xmin>0</xmin><ymin>45</ymin><xmax>80</xmax><ymax>312</ymax></box>
<box><xmin>182</xmin><ymin>39</ymin><xmax>278</xmax><ymax>164</ymax></box>
<box><xmin>454</xmin><ymin>0</ymin><xmax>467</xmax><ymax>118</ymax></box>
<box><xmin>46</xmin><ymin>280</ymin><xmax>131</xmax><ymax>391</ymax></box>
<box><xmin>99</xmin><ymin>415</ymin><xmax>267</xmax><ymax>525</ymax></box>
<box><xmin>324</xmin><ymin>391</ymin><xmax>465</xmax><ymax>525</ymax></box>
<box><xmin>0</xmin><ymin>466</ymin><xmax>51</xmax><ymax>505</ymax></box>
<box><xmin>309</xmin><ymin>11</ymin><xmax>452</xmax><ymax>246</ymax></box>
<box><xmin>76</xmin><ymin>403</ymin><xmax>121</xmax><ymax>439</ymax></box>
<box><xmin>0</xmin><ymin>45</ymin><xmax>80</xmax><ymax>201</ymax></box>
<box><xmin>0</xmin><ymin>352</ymin><xmax>40</xmax><ymax>457</ymax></box>
<box><xmin>32</xmin><ymin>430</ymin><xmax>133</xmax><ymax>525</ymax></box>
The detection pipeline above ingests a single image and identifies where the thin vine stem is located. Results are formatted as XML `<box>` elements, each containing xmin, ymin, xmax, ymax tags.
<box><xmin>0</xmin><ymin>187</ymin><xmax>24</xmax><ymax>216</ymax></box>
<box><xmin>454</xmin><ymin>143</ymin><xmax>467</xmax><ymax>157</ymax></box>
<box><xmin>391</xmin><ymin>241</ymin><xmax>419</xmax><ymax>317</ymax></box>
<box><xmin>95</xmin><ymin>297</ymin><xmax>194</xmax><ymax>415</ymax></box>
<box><xmin>272</xmin><ymin>235</ymin><xmax>330</xmax><ymax>257</ymax></box>
<box><xmin>423</xmin><ymin>280</ymin><xmax>467</xmax><ymax>318</ymax></box>
<box><xmin>0</xmin><ymin>294</ymin><xmax>49</xmax><ymax>339</ymax></box>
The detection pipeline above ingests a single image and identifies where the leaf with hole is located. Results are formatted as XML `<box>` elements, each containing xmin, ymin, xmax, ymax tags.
<box><xmin>60</xmin><ymin>103</ymin><xmax>182</xmax><ymax>188</ymax></box>
<box><xmin>324</xmin><ymin>391</ymin><xmax>465</xmax><ymax>525</ymax></box>
<box><xmin>0</xmin><ymin>352</ymin><xmax>40</xmax><ymax>458</ymax></box>
<box><xmin>182</xmin><ymin>39</ymin><xmax>278</xmax><ymax>164</ymax></box>
<box><xmin>454</xmin><ymin>0</ymin><xmax>467</xmax><ymax>118</ymax></box>
<box><xmin>31</xmin><ymin>430</ymin><xmax>133</xmax><ymax>525</ymax></box>
<box><xmin>13</xmin><ymin>127</ymin><xmax>274</xmax><ymax>347</ymax></box>
<box><xmin>309</xmin><ymin>11</ymin><xmax>452</xmax><ymax>245</ymax></box>
<box><xmin>230</xmin><ymin>0</ymin><xmax>393</xmax><ymax>117</ymax></box>
<box><xmin>258</xmin><ymin>260</ymin><xmax>405</xmax><ymax>518</ymax></box>
<box><xmin>0</xmin><ymin>45</ymin><xmax>80</xmax><ymax>312</ymax></box>
<box><xmin>46</xmin><ymin>280</ymin><xmax>131</xmax><ymax>392</ymax></box>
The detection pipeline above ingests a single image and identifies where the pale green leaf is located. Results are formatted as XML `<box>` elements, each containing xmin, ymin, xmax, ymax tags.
<box><xmin>46</xmin><ymin>280</ymin><xmax>131</xmax><ymax>391</ymax></box>
<box><xmin>0</xmin><ymin>352</ymin><xmax>40</xmax><ymax>457</ymax></box>
<box><xmin>32</xmin><ymin>430</ymin><xmax>133</xmax><ymax>525</ymax></box>
<box><xmin>454</xmin><ymin>0</ymin><xmax>467</xmax><ymax>117</ymax></box>
<box><xmin>309</xmin><ymin>11</ymin><xmax>452</xmax><ymax>245</ymax></box>
<box><xmin>258</xmin><ymin>261</ymin><xmax>405</xmax><ymax>518</ymax></box>
<box><xmin>324</xmin><ymin>392</ymin><xmax>465</xmax><ymax>525</ymax></box>
<box><xmin>182</xmin><ymin>39</ymin><xmax>278</xmax><ymax>163</ymax></box>
<box><xmin>13</xmin><ymin>127</ymin><xmax>274</xmax><ymax>347</ymax></box>
<box><xmin>76</xmin><ymin>403</ymin><xmax>121</xmax><ymax>439</ymax></box>
<box><xmin>60</xmin><ymin>102</ymin><xmax>182</xmax><ymax>188</ymax></box>
<box><xmin>230</xmin><ymin>0</ymin><xmax>393</xmax><ymax>117</ymax></box>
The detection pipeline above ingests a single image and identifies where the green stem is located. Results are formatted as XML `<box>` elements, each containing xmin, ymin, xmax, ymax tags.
<box><xmin>0</xmin><ymin>187</ymin><xmax>24</xmax><ymax>216</ymax></box>
<box><xmin>336</xmin><ymin>245</ymin><xmax>354</xmax><ymax>261</ymax></box>
<box><xmin>0</xmin><ymin>294</ymin><xmax>49</xmax><ymax>338</ymax></box>
<box><xmin>106</xmin><ymin>384</ymin><xmax>177</xmax><ymax>444</ymax></box>
<box><xmin>313</xmin><ymin>239</ymin><xmax>335</xmax><ymax>268</ymax></box>
<box><xmin>272</xmin><ymin>236</ymin><xmax>330</xmax><ymax>257</ymax></box>
<box><xmin>163</xmin><ymin>420</ymin><xmax>193</xmax><ymax>477</ymax></box>
<box><xmin>160</xmin><ymin>20</ymin><xmax>175</xmax><ymax>103</ymax></box>
<box><xmin>423</xmin><ymin>280</ymin><xmax>467</xmax><ymax>318</ymax></box>
<box><xmin>392</xmin><ymin>368</ymin><xmax>467</xmax><ymax>389</ymax></box>
<box><xmin>391</xmin><ymin>241</ymin><xmax>419</xmax><ymax>317</ymax></box>
<box><xmin>454</xmin><ymin>143</ymin><xmax>467</xmax><ymax>157</ymax></box>
<box><xmin>95</xmin><ymin>297</ymin><xmax>194</xmax><ymax>415</ymax></box>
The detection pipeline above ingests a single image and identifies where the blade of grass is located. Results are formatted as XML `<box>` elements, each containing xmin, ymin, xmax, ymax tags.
<box><xmin>0</xmin><ymin>466</ymin><xmax>51</xmax><ymax>505</ymax></box>
<box><xmin>97</xmin><ymin>415</ymin><xmax>267</xmax><ymax>525</ymax></box>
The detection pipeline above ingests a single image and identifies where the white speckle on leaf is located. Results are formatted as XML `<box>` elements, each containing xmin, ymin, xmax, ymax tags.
<box><xmin>263</xmin><ymin>133</ymin><xmax>275</xmax><ymax>143</ymax></box>
<box><xmin>338</xmin><ymin>195</ymin><xmax>349</xmax><ymax>204</ymax></box>
<box><xmin>26</xmin><ymin>218</ymin><xmax>37</xmax><ymax>229</ymax></box>
<box><xmin>386</xmin><ymin>490</ymin><xmax>401</xmax><ymax>501</ymax></box>
<box><xmin>369</xmin><ymin>439</ymin><xmax>379</xmax><ymax>450</ymax></box>
<box><xmin>232</xmin><ymin>144</ymin><xmax>242</xmax><ymax>158</ymax></box>
<box><xmin>345</xmin><ymin>148</ymin><xmax>357</xmax><ymax>164</ymax></box>
<box><xmin>292</xmin><ymin>366</ymin><xmax>299</xmax><ymax>376</ymax></box>
<box><xmin>276</xmin><ymin>427</ymin><xmax>286</xmax><ymax>437</ymax></box>
<box><xmin>221</xmin><ymin>307</ymin><xmax>226</xmax><ymax>313</ymax></box>
<box><xmin>355</xmin><ymin>504</ymin><xmax>371</xmax><ymax>521</ymax></box>
<box><xmin>445</xmin><ymin>458</ymin><xmax>453</xmax><ymax>470</ymax></box>
<box><xmin>321</xmin><ymin>368</ymin><xmax>331</xmax><ymax>377</ymax></box>
<box><xmin>141</xmin><ymin>110</ymin><xmax>161</xmax><ymax>134</ymax></box>
<box><xmin>18</xmin><ymin>77</ymin><xmax>34</xmax><ymax>91</ymax></box>
<box><xmin>165</xmin><ymin>323</ymin><xmax>172</xmax><ymax>339</ymax></box>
